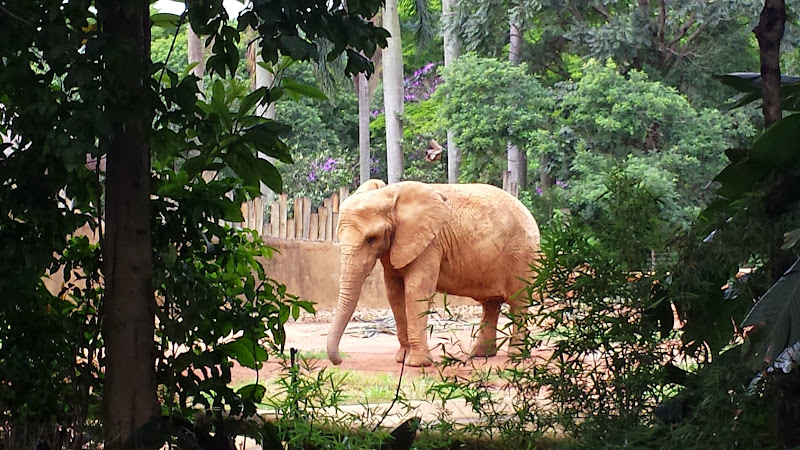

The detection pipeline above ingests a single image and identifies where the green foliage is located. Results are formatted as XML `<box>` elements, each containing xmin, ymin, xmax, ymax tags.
<box><xmin>543</xmin><ymin>59</ymin><xmax>756</xmax><ymax>231</ymax></box>
<box><xmin>423</xmin><ymin>173</ymin><xmax>675</xmax><ymax>445</ymax></box>
<box><xmin>451</xmin><ymin>0</ymin><xmax>767</xmax><ymax>107</ymax></box>
<box><xmin>0</xmin><ymin>0</ymin><xmax>388</xmax><ymax>446</ymax></box>
<box><xmin>434</xmin><ymin>53</ymin><xmax>552</xmax><ymax>184</ymax></box>
<box><xmin>275</xmin><ymin>63</ymin><xmax>362</xmax><ymax>201</ymax></box>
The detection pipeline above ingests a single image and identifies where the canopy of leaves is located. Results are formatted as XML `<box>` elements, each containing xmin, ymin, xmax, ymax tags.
<box><xmin>0</xmin><ymin>0</ymin><xmax>387</xmax><ymax>444</ymax></box>
<box><xmin>543</xmin><ymin>59</ymin><xmax>756</xmax><ymax>230</ymax></box>
<box><xmin>433</xmin><ymin>53</ymin><xmax>551</xmax><ymax>183</ymax></box>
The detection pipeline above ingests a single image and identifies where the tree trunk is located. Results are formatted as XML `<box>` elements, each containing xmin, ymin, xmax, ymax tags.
<box><xmin>356</xmin><ymin>73</ymin><xmax>372</xmax><ymax>184</ymax></box>
<box><xmin>754</xmin><ymin>0</ymin><xmax>786</xmax><ymax>128</ymax></box>
<box><xmin>97</xmin><ymin>0</ymin><xmax>157</xmax><ymax>448</ymax></box>
<box><xmin>540</xmin><ymin>153</ymin><xmax>554</xmax><ymax>188</ymax></box>
<box><xmin>187</xmin><ymin>25</ymin><xmax>205</xmax><ymax>92</ymax></box>
<box><xmin>249</xmin><ymin>41</ymin><xmax>276</xmax><ymax>198</ymax></box>
<box><xmin>383</xmin><ymin>0</ymin><xmax>404</xmax><ymax>184</ymax></box>
<box><xmin>442</xmin><ymin>0</ymin><xmax>461</xmax><ymax>183</ymax></box>
<box><xmin>507</xmin><ymin>19</ymin><xmax>523</xmax><ymax>190</ymax></box>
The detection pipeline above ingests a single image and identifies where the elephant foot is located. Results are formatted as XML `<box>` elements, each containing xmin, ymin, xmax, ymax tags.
<box><xmin>400</xmin><ymin>349</ymin><xmax>434</xmax><ymax>367</ymax></box>
<box><xmin>395</xmin><ymin>347</ymin><xmax>411</xmax><ymax>363</ymax></box>
<box><xmin>470</xmin><ymin>342</ymin><xmax>498</xmax><ymax>358</ymax></box>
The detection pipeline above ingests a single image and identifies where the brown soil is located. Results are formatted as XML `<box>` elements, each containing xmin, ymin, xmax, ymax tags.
<box><xmin>229</xmin><ymin>312</ymin><xmax>532</xmax><ymax>385</ymax></box>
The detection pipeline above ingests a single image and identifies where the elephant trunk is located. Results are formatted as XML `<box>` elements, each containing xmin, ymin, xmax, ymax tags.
<box><xmin>327</xmin><ymin>249</ymin><xmax>373</xmax><ymax>365</ymax></box>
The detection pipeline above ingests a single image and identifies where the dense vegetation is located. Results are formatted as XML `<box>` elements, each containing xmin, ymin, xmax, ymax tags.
<box><xmin>3</xmin><ymin>0</ymin><xmax>800</xmax><ymax>449</ymax></box>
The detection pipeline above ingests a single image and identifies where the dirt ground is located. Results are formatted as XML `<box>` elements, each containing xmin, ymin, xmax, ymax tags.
<box><xmin>228</xmin><ymin>309</ymin><xmax>528</xmax><ymax>385</ymax></box>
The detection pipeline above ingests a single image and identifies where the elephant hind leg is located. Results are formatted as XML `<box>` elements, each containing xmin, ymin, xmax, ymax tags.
<box><xmin>471</xmin><ymin>298</ymin><xmax>502</xmax><ymax>357</ymax></box>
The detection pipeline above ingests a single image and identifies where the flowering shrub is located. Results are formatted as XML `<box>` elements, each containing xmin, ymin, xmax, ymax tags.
<box><xmin>281</xmin><ymin>153</ymin><xmax>358</xmax><ymax>205</ymax></box>
<box><xmin>404</xmin><ymin>61</ymin><xmax>442</xmax><ymax>102</ymax></box>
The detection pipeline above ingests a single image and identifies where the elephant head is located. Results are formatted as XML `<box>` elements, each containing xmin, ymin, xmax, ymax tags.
<box><xmin>326</xmin><ymin>180</ymin><xmax>450</xmax><ymax>365</ymax></box>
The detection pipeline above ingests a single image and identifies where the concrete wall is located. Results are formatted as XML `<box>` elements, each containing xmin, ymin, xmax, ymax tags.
<box><xmin>258</xmin><ymin>237</ymin><xmax>473</xmax><ymax>311</ymax></box>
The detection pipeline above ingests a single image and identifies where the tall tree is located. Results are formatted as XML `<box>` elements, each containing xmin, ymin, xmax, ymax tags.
<box><xmin>452</xmin><ymin>0</ymin><xmax>767</xmax><ymax>107</ymax></box>
<box><xmin>506</xmin><ymin>12</ymin><xmax>523</xmax><ymax>191</ymax></box>
<box><xmin>442</xmin><ymin>0</ymin><xmax>462</xmax><ymax>183</ymax></box>
<box><xmin>755</xmin><ymin>0</ymin><xmax>787</xmax><ymax>127</ymax></box>
<box><xmin>384</xmin><ymin>0</ymin><xmax>404</xmax><ymax>184</ymax></box>
<box><xmin>356</xmin><ymin>72</ymin><xmax>372</xmax><ymax>183</ymax></box>
<box><xmin>95</xmin><ymin>0</ymin><xmax>157</xmax><ymax>447</ymax></box>
<box><xmin>187</xmin><ymin>25</ymin><xmax>205</xmax><ymax>91</ymax></box>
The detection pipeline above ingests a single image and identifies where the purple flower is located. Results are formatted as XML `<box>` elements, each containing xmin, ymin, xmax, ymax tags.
<box><xmin>535</xmin><ymin>186</ymin><xmax>543</xmax><ymax>196</ymax></box>
<box><xmin>307</xmin><ymin>170</ymin><xmax>317</xmax><ymax>182</ymax></box>
<box><xmin>322</xmin><ymin>158</ymin><xmax>337</xmax><ymax>172</ymax></box>
<box><xmin>556</xmin><ymin>180</ymin><xmax>568</xmax><ymax>188</ymax></box>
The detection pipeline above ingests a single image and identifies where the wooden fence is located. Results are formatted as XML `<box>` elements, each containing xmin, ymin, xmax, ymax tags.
<box><xmin>239</xmin><ymin>175</ymin><xmax>519</xmax><ymax>242</ymax></box>
<box><xmin>239</xmin><ymin>186</ymin><xmax>351</xmax><ymax>242</ymax></box>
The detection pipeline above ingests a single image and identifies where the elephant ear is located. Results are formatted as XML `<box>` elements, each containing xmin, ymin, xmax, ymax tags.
<box><xmin>354</xmin><ymin>179</ymin><xmax>387</xmax><ymax>194</ymax></box>
<box><xmin>390</xmin><ymin>182</ymin><xmax>450</xmax><ymax>269</ymax></box>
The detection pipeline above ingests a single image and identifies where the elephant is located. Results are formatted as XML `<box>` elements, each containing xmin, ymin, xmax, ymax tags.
<box><xmin>326</xmin><ymin>179</ymin><xmax>541</xmax><ymax>367</ymax></box>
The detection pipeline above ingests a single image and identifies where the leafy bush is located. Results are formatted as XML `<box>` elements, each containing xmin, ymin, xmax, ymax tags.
<box><xmin>540</xmin><ymin>59</ymin><xmax>756</xmax><ymax>231</ymax></box>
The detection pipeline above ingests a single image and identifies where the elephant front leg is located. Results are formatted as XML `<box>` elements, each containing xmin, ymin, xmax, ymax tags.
<box><xmin>401</xmin><ymin>256</ymin><xmax>441</xmax><ymax>367</ymax></box>
<box><xmin>404</xmin><ymin>290</ymin><xmax>435</xmax><ymax>367</ymax></box>
<box><xmin>384</xmin><ymin>271</ymin><xmax>410</xmax><ymax>363</ymax></box>
<box><xmin>471</xmin><ymin>300</ymin><xmax>501</xmax><ymax>357</ymax></box>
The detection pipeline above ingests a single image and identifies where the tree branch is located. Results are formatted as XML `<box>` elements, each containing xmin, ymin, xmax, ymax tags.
<box><xmin>656</xmin><ymin>0</ymin><xmax>666</xmax><ymax>44</ymax></box>
<box><xmin>754</xmin><ymin>0</ymin><xmax>786</xmax><ymax>127</ymax></box>
<box><xmin>665</xmin><ymin>12</ymin><xmax>696</xmax><ymax>51</ymax></box>
<box><xmin>0</xmin><ymin>5</ymin><xmax>31</xmax><ymax>24</ymax></box>
<box><xmin>592</xmin><ymin>5</ymin><xmax>610</xmax><ymax>20</ymax></box>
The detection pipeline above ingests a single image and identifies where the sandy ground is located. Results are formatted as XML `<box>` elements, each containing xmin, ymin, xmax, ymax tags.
<box><xmin>228</xmin><ymin>312</ymin><xmax>530</xmax><ymax>450</ymax></box>
<box><xmin>229</xmin><ymin>312</ymin><xmax>520</xmax><ymax>384</ymax></box>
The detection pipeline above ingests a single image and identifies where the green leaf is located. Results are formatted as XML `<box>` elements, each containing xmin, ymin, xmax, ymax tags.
<box><xmin>742</xmin><ymin>258</ymin><xmax>800</xmax><ymax>364</ymax></box>
<box><xmin>282</xmin><ymin>78</ymin><xmax>327</xmax><ymax>101</ymax></box>
<box><xmin>161</xmin><ymin>243</ymin><xmax>177</xmax><ymax>269</ymax></box>
<box><xmin>219</xmin><ymin>197</ymin><xmax>245</xmax><ymax>222</ymax></box>
<box><xmin>238</xmin><ymin>87</ymin><xmax>268</xmax><ymax>118</ymax></box>
<box><xmin>237</xmin><ymin>383</ymin><xmax>267</xmax><ymax>402</ymax></box>
<box><xmin>750</xmin><ymin>113</ymin><xmax>800</xmax><ymax>170</ymax></box>
<box><xmin>251</xmin><ymin>157</ymin><xmax>283</xmax><ymax>193</ymax></box>
<box><xmin>151</xmin><ymin>12</ymin><xmax>182</xmax><ymax>29</ymax></box>
<box><xmin>219</xmin><ymin>337</ymin><xmax>267</xmax><ymax>370</ymax></box>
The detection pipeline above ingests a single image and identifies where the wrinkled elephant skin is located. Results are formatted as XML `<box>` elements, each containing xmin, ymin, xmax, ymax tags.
<box><xmin>326</xmin><ymin>180</ymin><xmax>541</xmax><ymax>367</ymax></box>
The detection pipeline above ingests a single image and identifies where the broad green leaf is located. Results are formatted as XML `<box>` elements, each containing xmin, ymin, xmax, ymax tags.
<box><xmin>750</xmin><ymin>113</ymin><xmax>800</xmax><ymax>170</ymax></box>
<box><xmin>219</xmin><ymin>197</ymin><xmax>245</xmax><ymax>222</ymax></box>
<box><xmin>282</xmin><ymin>78</ymin><xmax>327</xmax><ymax>101</ymax></box>
<box><xmin>151</xmin><ymin>12</ymin><xmax>182</xmax><ymax>29</ymax></box>
<box><xmin>251</xmin><ymin>157</ymin><xmax>283</xmax><ymax>193</ymax></box>
<box><xmin>742</xmin><ymin>258</ymin><xmax>800</xmax><ymax>364</ymax></box>
<box><xmin>237</xmin><ymin>383</ymin><xmax>267</xmax><ymax>402</ymax></box>
<box><xmin>238</xmin><ymin>87</ymin><xmax>268</xmax><ymax>118</ymax></box>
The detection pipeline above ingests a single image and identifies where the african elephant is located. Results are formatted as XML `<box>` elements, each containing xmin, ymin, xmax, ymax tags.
<box><xmin>326</xmin><ymin>180</ymin><xmax>541</xmax><ymax>367</ymax></box>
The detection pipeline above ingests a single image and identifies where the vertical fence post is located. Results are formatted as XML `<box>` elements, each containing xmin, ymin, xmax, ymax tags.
<box><xmin>331</xmin><ymin>192</ymin><xmax>340</xmax><ymax>243</ymax></box>
<box><xmin>293</xmin><ymin>195</ymin><xmax>303</xmax><ymax>239</ymax></box>
<box><xmin>322</xmin><ymin>198</ymin><xmax>333</xmax><ymax>242</ymax></box>
<box><xmin>261</xmin><ymin>195</ymin><xmax>269</xmax><ymax>237</ymax></box>
<box><xmin>270</xmin><ymin>202</ymin><xmax>279</xmax><ymax>237</ymax></box>
<box><xmin>318</xmin><ymin>206</ymin><xmax>328</xmax><ymax>241</ymax></box>
<box><xmin>278</xmin><ymin>193</ymin><xmax>288</xmax><ymax>239</ymax></box>
<box><xmin>309</xmin><ymin>212</ymin><xmax>319</xmax><ymax>240</ymax></box>
<box><xmin>253</xmin><ymin>196</ymin><xmax>263</xmax><ymax>236</ymax></box>
<box><xmin>302</xmin><ymin>197</ymin><xmax>311</xmax><ymax>240</ymax></box>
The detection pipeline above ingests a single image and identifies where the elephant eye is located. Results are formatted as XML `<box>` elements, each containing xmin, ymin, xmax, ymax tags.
<box><xmin>366</xmin><ymin>236</ymin><xmax>377</xmax><ymax>245</ymax></box>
